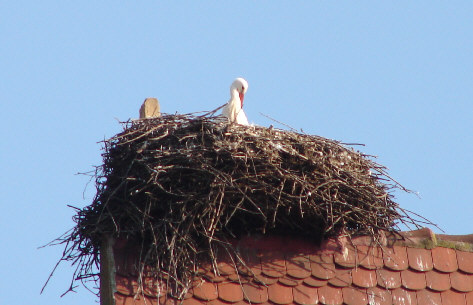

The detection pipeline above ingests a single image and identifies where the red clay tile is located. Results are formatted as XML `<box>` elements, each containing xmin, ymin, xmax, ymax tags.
<box><xmin>328</xmin><ymin>267</ymin><xmax>352</xmax><ymax>287</ymax></box>
<box><xmin>457</xmin><ymin>251</ymin><xmax>473</xmax><ymax>274</ymax></box>
<box><xmin>254</xmin><ymin>273</ymin><xmax>279</xmax><ymax>285</ymax></box>
<box><xmin>426</xmin><ymin>270</ymin><xmax>451</xmax><ymax>291</ymax></box>
<box><xmin>217</xmin><ymin>261</ymin><xmax>237</xmax><ymax>276</ymax></box>
<box><xmin>334</xmin><ymin>246</ymin><xmax>357</xmax><ymax>268</ymax></box>
<box><xmin>303</xmin><ymin>276</ymin><xmax>328</xmax><ymax>287</ymax></box>
<box><xmin>377</xmin><ymin>269</ymin><xmax>402</xmax><ymax>289</ymax></box>
<box><xmin>227</xmin><ymin>273</ymin><xmax>248</xmax><ymax>283</ymax></box>
<box><xmin>407</xmin><ymin>247</ymin><xmax>433</xmax><ymax>271</ymax></box>
<box><xmin>342</xmin><ymin>287</ymin><xmax>368</xmax><ymax>305</ymax></box>
<box><xmin>292</xmin><ymin>284</ymin><xmax>319</xmax><ymax>305</ymax></box>
<box><xmin>159</xmin><ymin>292</ymin><xmax>193</xmax><ymax>305</ymax></box>
<box><xmin>241</xmin><ymin>283</ymin><xmax>268</xmax><ymax>303</ymax></box>
<box><xmin>310</xmin><ymin>259</ymin><xmax>336</xmax><ymax>280</ymax></box>
<box><xmin>367</xmin><ymin>287</ymin><xmax>392</xmax><ymax>305</ymax></box>
<box><xmin>217</xmin><ymin>282</ymin><xmax>244</xmax><ymax>302</ymax></box>
<box><xmin>214</xmin><ymin>249</ymin><xmax>238</xmax><ymax>277</ymax></box>
<box><xmin>416</xmin><ymin>290</ymin><xmax>442</xmax><ymax>305</ymax></box>
<box><xmin>178</xmin><ymin>298</ymin><xmax>206</xmax><ymax>305</ymax></box>
<box><xmin>383</xmin><ymin>246</ymin><xmax>409</xmax><ymax>271</ymax></box>
<box><xmin>192</xmin><ymin>280</ymin><xmax>218</xmax><ymax>301</ymax></box>
<box><xmin>451</xmin><ymin>271</ymin><xmax>473</xmax><ymax>292</ymax></box>
<box><xmin>391</xmin><ymin>288</ymin><xmax>417</xmax><ymax>305</ymax></box>
<box><xmin>309</xmin><ymin>253</ymin><xmax>334</xmax><ymax>264</ymax></box>
<box><xmin>238</xmin><ymin>248</ymin><xmax>262</xmax><ymax>276</ymax></box>
<box><xmin>203</xmin><ymin>271</ymin><xmax>226</xmax><ymax>283</ymax></box>
<box><xmin>115</xmin><ymin>294</ymin><xmax>134</xmax><ymax>305</ymax></box>
<box><xmin>114</xmin><ymin>234</ymin><xmax>473</xmax><ymax>305</ymax></box>
<box><xmin>432</xmin><ymin>247</ymin><xmax>458</xmax><ymax>273</ymax></box>
<box><xmin>317</xmin><ymin>285</ymin><xmax>343</xmax><ymax>305</ymax></box>
<box><xmin>441</xmin><ymin>290</ymin><xmax>467</xmax><ymax>305</ymax></box>
<box><xmin>115</xmin><ymin>294</ymin><xmax>158</xmax><ymax>305</ymax></box>
<box><xmin>356</xmin><ymin>246</ymin><xmax>383</xmax><ymax>269</ymax></box>
<box><xmin>116</xmin><ymin>275</ymin><xmax>138</xmax><ymax>296</ymax></box>
<box><xmin>267</xmin><ymin>282</ymin><xmax>294</xmax><ymax>305</ymax></box>
<box><xmin>159</xmin><ymin>296</ymin><xmax>179</xmax><ymax>305</ymax></box>
<box><xmin>261</xmin><ymin>252</ymin><xmax>286</xmax><ymax>278</ymax></box>
<box><xmin>278</xmin><ymin>276</ymin><xmax>301</xmax><ymax>287</ymax></box>
<box><xmin>401</xmin><ymin>269</ymin><xmax>427</xmax><ymax>290</ymax></box>
<box><xmin>286</xmin><ymin>255</ymin><xmax>311</xmax><ymax>279</ymax></box>
<box><xmin>208</xmin><ymin>299</ymin><xmax>235</xmax><ymax>305</ymax></box>
<box><xmin>352</xmin><ymin>267</ymin><xmax>377</xmax><ymax>288</ymax></box>
<box><xmin>142</xmin><ymin>278</ymin><xmax>161</xmax><ymax>297</ymax></box>
<box><xmin>467</xmin><ymin>291</ymin><xmax>473</xmax><ymax>305</ymax></box>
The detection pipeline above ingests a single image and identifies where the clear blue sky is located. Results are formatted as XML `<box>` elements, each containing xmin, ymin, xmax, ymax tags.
<box><xmin>1</xmin><ymin>2</ymin><xmax>472</xmax><ymax>304</ymax></box>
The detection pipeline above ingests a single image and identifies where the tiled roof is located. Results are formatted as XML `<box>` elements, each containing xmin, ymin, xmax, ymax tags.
<box><xmin>113</xmin><ymin>228</ymin><xmax>473</xmax><ymax>305</ymax></box>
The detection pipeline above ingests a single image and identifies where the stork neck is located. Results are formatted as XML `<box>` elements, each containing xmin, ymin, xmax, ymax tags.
<box><xmin>230</xmin><ymin>88</ymin><xmax>241</xmax><ymax>106</ymax></box>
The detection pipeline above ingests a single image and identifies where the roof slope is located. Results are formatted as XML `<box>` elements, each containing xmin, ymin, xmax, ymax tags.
<box><xmin>113</xmin><ymin>228</ymin><xmax>473</xmax><ymax>305</ymax></box>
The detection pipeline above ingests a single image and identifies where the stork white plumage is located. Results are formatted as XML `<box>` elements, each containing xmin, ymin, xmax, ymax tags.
<box><xmin>222</xmin><ymin>77</ymin><xmax>249</xmax><ymax>125</ymax></box>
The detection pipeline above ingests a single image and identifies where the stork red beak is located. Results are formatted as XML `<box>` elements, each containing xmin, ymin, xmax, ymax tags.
<box><xmin>239</xmin><ymin>92</ymin><xmax>245</xmax><ymax>108</ymax></box>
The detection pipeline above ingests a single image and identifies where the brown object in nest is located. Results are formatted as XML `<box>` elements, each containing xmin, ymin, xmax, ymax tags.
<box><xmin>139</xmin><ymin>97</ymin><xmax>161</xmax><ymax>118</ymax></box>
<box><xmin>50</xmin><ymin>113</ymin><xmax>431</xmax><ymax>297</ymax></box>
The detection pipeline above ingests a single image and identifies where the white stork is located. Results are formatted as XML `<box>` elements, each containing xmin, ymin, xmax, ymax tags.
<box><xmin>221</xmin><ymin>77</ymin><xmax>249</xmax><ymax>125</ymax></box>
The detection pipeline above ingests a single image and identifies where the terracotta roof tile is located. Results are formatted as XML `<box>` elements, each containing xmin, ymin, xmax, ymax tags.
<box><xmin>451</xmin><ymin>271</ymin><xmax>473</xmax><ymax>292</ymax></box>
<box><xmin>227</xmin><ymin>273</ymin><xmax>245</xmax><ymax>283</ymax></box>
<box><xmin>285</xmin><ymin>255</ymin><xmax>311</xmax><ymax>279</ymax></box>
<box><xmin>401</xmin><ymin>269</ymin><xmax>427</xmax><ymax>290</ymax></box>
<box><xmin>241</xmin><ymin>283</ymin><xmax>268</xmax><ymax>303</ymax></box>
<box><xmin>308</xmin><ymin>252</ymin><xmax>333</xmax><ymax>264</ymax></box>
<box><xmin>334</xmin><ymin>245</ymin><xmax>357</xmax><ymax>268</ymax></box>
<box><xmin>310</xmin><ymin>258</ymin><xmax>336</xmax><ymax>280</ymax></box>
<box><xmin>317</xmin><ymin>285</ymin><xmax>343</xmax><ymax>305</ymax></box>
<box><xmin>426</xmin><ymin>270</ymin><xmax>451</xmax><ymax>291</ymax></box>
<box><xmin>392</xmin><ymin>288</ymin><xmax>417</xmax><ymax>305</ymax></box>
<box><xmin>432</xmin><ymin>247</ymin><xmax>458</xmax><ymax>273</ymax></box>
<box><xmin>203</xmin><ymin>270</ymin><xmax>226</xmax><ymax>283</ymax></box>
<box><xmin>174</xmin><ymin>298</ymin><xmax>205</xmax><ymax>305</ymax></box>
<box><xmin>292</xmin><ymin>284</ymin><xmax>318</xmax><ymax>305</ymax></box>
<box><xmin>457</xmin><ymin>250</ymin><xmax>473</xmax><ymax>274</ymax></box>
<box><xmin>302</xmin><ymin>275</ymin><xmax>327</xmax><ymax>287</ymax></box>
<box><xmin>383</xmin><ymin>246</ymin><xmax>409</xmax><ymax>271</ymax></box>
<box><xmin>328</xmin><ymin>267</ymin><xmax>352</xmax><ymax>287</ymax></box>
<box><xmin>352</xmin><ymin>267</ymin><xmax>377</xmax><ymax>288</ymax></box>
<box><xmin>192</xmin><ymin>280</ymin><xmax>218</xmax><ymax>301</ymax></box>
<box><xmin>116</xmin><ymin>275</ymin><xmax>138</xmax><ymax>296</ymax></box>
<box><xmin>377</xmin><ymin>268</ymin><xmax>402</xmax><ymax>289</ymax></box>
<box><xmin>113</xmin><ymin>231</ymin><xmax>473</xmax><ymax>305</ymax></box>
<box><xmin>260</xmin><ymin>252</ymin><xmax>286</xmax><ymax>278</ymax></box>
<box><xmin>237</xmin><ymin>248</ymin><xmax>262</xmax><ymax>276</ymax></box>
<box><xmin>254</xmin><ymin>273</ymin><xmax>278</xmax><ymax>285</ymax></box>
<box><xmin>278</xmin><ymin>275</ymin><xmax>300</xmax><ymax>287</ymax></box>
<box><xmin>207</xmin><ymin>299</ymin><xmax>234</xmax><ymax>305</ymax></box>
<box><xmin>407</xmin><ymin>247</ymin><xmax>433</xmax><ymax>271</ymax></box>
<box><xmin>342</xmin><ymin>287</ymin><xmax>368</xmax><ymax>305</ymax></box>
<box><xmin>217</xmin><ymin>261</ymin><xmax>237</xmax><ymax>276</ymax></box>
<box><xmin>416</xmin><ymin>290</ymin><xmax>442</xmax><ymax>305</ymax></box>
<box><xmin>267</xmin><ymin>282</ymin><xmax>293</xmax><ymax>305</ymax></box>
<box><xmin>367</xmin><ymin>287</ymin><xmax>392</xmax><ymax>305</ymax></box>
<box><xmin>466</xmin><ymin>291</ymin><xmax>473</xmax><ymax>305</ymax></box>
<box><xmin>159</xmin><ymin>296</ymin><xmax>178</xmax><ymax>305</ymax></box>
<box><xmin>440</xmin><ymin>289</ymin><xmax>467</xmax><ymax>305</ymax></box>
<box><xmin>217</xmin><ymin>282</ymin><xmax>243</xmax><ymax>302</ymax></box>
<box><xmin>356</xmin><ymin>245</ymin><xmax>383</xmax><ymax>269</ymax></box>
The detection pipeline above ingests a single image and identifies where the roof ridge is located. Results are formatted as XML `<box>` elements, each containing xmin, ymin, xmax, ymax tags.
<box><xmin>365</xmin><ymin>228</ymin><xmax>473</xmax><ymax>252</ymax></box>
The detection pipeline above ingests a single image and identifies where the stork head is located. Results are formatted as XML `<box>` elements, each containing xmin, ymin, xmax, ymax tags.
<box><xmin>230</xmin><ymin>77</ymin><xmax>248</xmax><ymax>107</ymax></box>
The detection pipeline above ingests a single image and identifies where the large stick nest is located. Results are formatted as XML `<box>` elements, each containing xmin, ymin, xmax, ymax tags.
<box><xmin>54</xmin><ymin>113</ymin><xmax>428</xmax><ymax>296</ymax></box>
